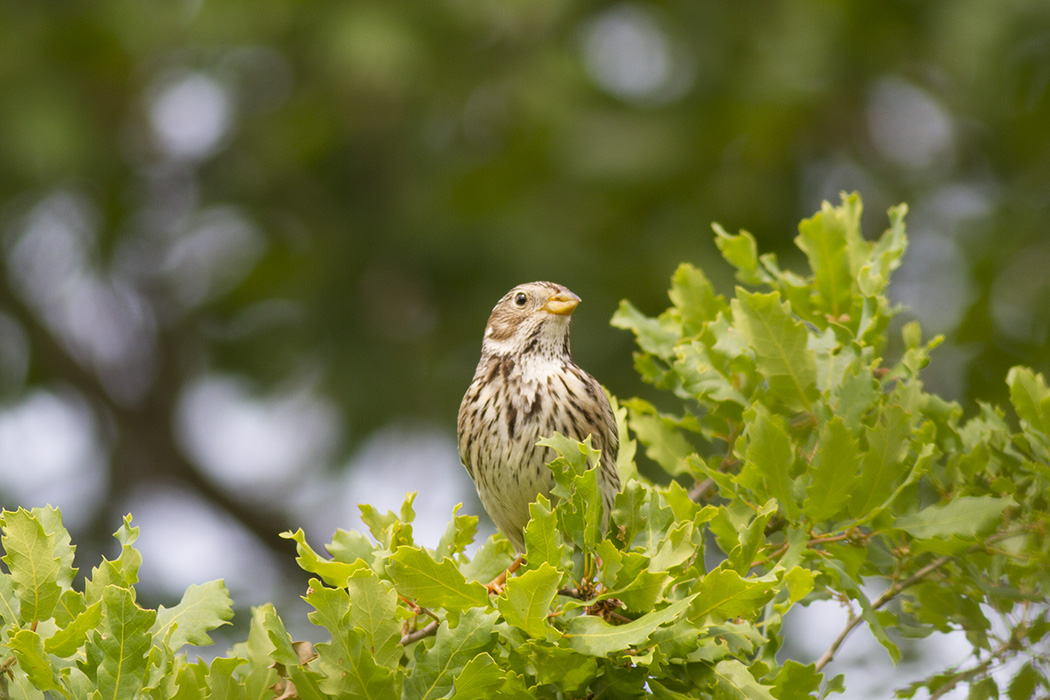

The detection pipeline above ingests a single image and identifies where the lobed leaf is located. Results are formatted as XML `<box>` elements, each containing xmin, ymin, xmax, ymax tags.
<box><xmin>205</xmin><ymin>657</ymin><xmax>248</xmax><ymax>700</ymax></box>
<box><xmin>795</xmin><ymin>194</ymin><xmax>859</xmax><ymax>318</ymax></box>
<box><xmin>668</xmin><ymin>262</ymin><xmax>728</xmax><ymax>332</ymax></box>
<box><xmin>304</xmin><ymin>581</ymin><xmax>398</xmax><ymax>699</ymax></box>
<box><xmin>611</xmin><ymin>300</ymin><xmax>680</xmax><ymax>359</ymax></box>
<box><xmin>564</xmin><ymin>597</ymin><xmax>694</xmax><ymax>656</ymax></box>
<box><xmin>738</xmin><ymin>405</ymin><xmax>800</xmax><ymax>520</ymax></box>
<box><xmin>732</xmin><ymin>290</ymin><xmax>818</xmax><ymax>413</ymax></box>
<box><xmin>447</xmin><ymin>653</ymin><xmax>506</xmax><ymax>700</ymax></box>
<box><xmin>523</xmin><ymin>495</ymin><xmax>566</xmax><ymax>569</ymax></box>
<box><xmin>627</xmin><ymin>405</ymin><xmax>697</xmax><ymax>477</ymax></box>
<box><xmin>281</xmin><ymin>528</ymin><xmax>368</xmax><ymax>588</ymax></box>
<box><xmin>345</xmin><ymin>570</ymin><xmax>402</xmax><ymax>668</ymax></box>
<box><xmin>260</xmin><ymin>604</ymin><xmax>300</xmax><ymax>668</ymax></box>
<box><xmin>848</xmin><ymin>403</ymin><xmax>913</xmax><ymax>519</ymax></box>
<box><xmin>92</xmin><ymin>585</ymin><xmax>157</xmax><ymax>700</ymax></box>
<box><xmin>497</xmin><ymin>562</ymin><xmax>562</xmax><ymax>641</ymax></box>
<box><xmin>1</xmin><ymin>508</ymin><xmax>66</xmax><ymax>624</ymax></box>
<box><xmin>1007</xmin><ymin>366</ymin><xmax>1050</xmax><ymax>435</ymax></box>
<box><xmin>386</xmin><ymin>546</ymin><xmax>489</xmax><ymax>611</ymax></box>
<box><xmin>713</xmin><ymin>224</ymin><xmax>766</xmax><ymax>285</ymax></box>
<box><xmin>151</xmin><ymin>580</ymin><xmax>233</xmax><ymax>651</ymax></box>
<box><xmin>526</xmin><ymin>642</ymin><xmax>599</xmax><ymax>693</ymax></box>
<box><xmin>699</xmin><ymin>659</ymin><xmax>778</xmax><ymax>700</ymax></box>
<box><xmin>435</xmin><ymin>503</ymin><xmax>479</xmax><ymax>562</ymax></box>
<box><xmin>894</xmin><ymin>496</ymin><xmax>1014</xmax><ymax>541</ymax></box>
<box><xmin>804</xmin><ymin>415</ymin><xmax>861</xmax><ymax>523</ymax></box>
<box><xmin>402</xmin><ymin>608</ymin><xmax>496</xmax><ymax>700</ymax></box>
<box><xmin>85</xmin><ymin>515</ymin><xmax>142</xmax><ymax>604</ymax></box>
<box><xmin>0</xmin><ymin>571</ymin><xmax>18</xmax><ymax>630</ymax></box>
<box><xmin>8</xmin><ymin>629</ymin><xmax>63</xmax><ymax>693</ymax></box>
<box><xmin>326</xmin><ymin>527</ymin><xmax>377</xmax><ymax>565</ymax></box>
<box><xmin>689</xmin><ymin>568</ymin><xmax>778</xmax><ymax>623</ymax></box>
<box><xmin>45</xmin><ymin>600</ymin><xmax>102</xmax><ymax>657</ymax></box>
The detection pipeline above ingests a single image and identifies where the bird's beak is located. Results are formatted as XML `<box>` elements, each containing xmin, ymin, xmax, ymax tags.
<box><xmin>542</xmin><ymin>290</ymin><xmax>581</xmax><ymax>316</ymax></box>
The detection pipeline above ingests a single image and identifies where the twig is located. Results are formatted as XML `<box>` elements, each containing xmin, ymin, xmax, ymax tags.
<box><xmin>400</xmin><ymin>621</ymin><xmax>438</xmax><ymax>646</ymax></box>
<box><xmin>815</xmin><ymin>552</ymin><xmax>955</xmax><ymax>672</ymax></box>
<box><xmin>398</xmin><ymin>595</ymin><xmax>440</xmax><ymax>622</ymax></box>
<box><xmin>927</xmin><ymin>621</ymin><xmax>1027</xmax><ymax>700</ymax></box>
<box><xmin>690</xmin><ymin>422</ymin><xmax>742</xmax><ymax>503</ymax></box>
<box><xmin>814</xmin><ymin>612</ymin><xmax>860</xmax><ymax>672</ymax></box>
<box><xmin>558</xmin><ymin>588</ymin><xmax>586</xmax><ymax>600</ymax></box>
<box><xmin>814</xmin><ymin>528</ymin><xmax>1028</xmax><ymax>672</ymax></box>
<box><xmin>689</xmin><ymin>477</ymin><xmax>716</xmax><ymax>502</ymax></box>
<box><xmin>751</xmin><ymin>529</ymin><xmax>876</xmax><ymax>569</ymax></box>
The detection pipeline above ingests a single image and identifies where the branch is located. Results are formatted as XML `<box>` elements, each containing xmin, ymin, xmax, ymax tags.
<box><xmin>400</xmin><ymin>621</ymin><xmax>438</xmax><ymax>646</ymax></box>
<box><xmin>558</xmin><ymin>588</ymin><xmax>586</xmax><ymax>600</ymax></box>
<box><xmin>814</xmin><ymin>529</ymin><xmax>1028</xmax><ymax>673</ymax></box>
<box><xmin>927</xmin><ymin>620</ymin><xmax>1028</xmax><ymax>700</ymax></box>
<box><xmin>690</xmin><ymin>422</ymin><xmax>741</xmax><ymax>502</ymax></box>
<box><xmin>398</xmin><ymin>596</ymin><xmax>440</xmax><ymax>622</ymax></box>
<box><xmin>689</xmin><ymin>478</ymin><xmax>716</xmax><ymax>502</ymax></box>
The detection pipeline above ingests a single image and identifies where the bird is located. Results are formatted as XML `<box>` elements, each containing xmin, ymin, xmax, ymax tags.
<box><xmin>457</xmin><ymin>281</ymin><xmax>620</xmax><ymax>554</ymax></box>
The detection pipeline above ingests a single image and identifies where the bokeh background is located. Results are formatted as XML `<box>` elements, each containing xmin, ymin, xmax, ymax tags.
<box><xmin>2</xmin><ymin>0</ymin><xmax>1049</xmax><ymax>695</ymax></box>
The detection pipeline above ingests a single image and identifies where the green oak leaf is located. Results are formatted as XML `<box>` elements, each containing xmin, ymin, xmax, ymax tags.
<box><xmin>281</xmin><ymin>528</ymin><xmax>368</xmax><ymax>588</ymax></box>
<box><xmin>894</xmin><ymin>496</ymin><xmax>1014</xmax><ymax>540</ymax></box>
<box><xmin>346</xmin><ymin>570</ymin><xmax>402</xmax><ymax>668</ymax></box>
<box><xmin>0</xmin><ymin>507</ymin><xmax>67</xmax><ymax>623</ymax></box>
<box><xmin>804</xmin><ymin>415</ymin><xmax>861</xmax><ymax>522</ymax></box>
<box><xmin>738</xmin><ymin>404</ymin><xmax>799</xmax><ymax>520</ymax></box>
<box><xmin>564</xmin><ymin>597</ymin><xmax>694</xmax><ymax>656</ymax></box>
<box><xmin>8</xmin><ymin>629</ymin><xmax>63</xmax><ymax>693</ymax></box>
<box><xmin>497</xmin><ymin>562</ymin><xmax>562</xmax><ymax>641</ymax></box>
<box><xmin>689</xmin><ymin>568</ymin><xmax>777</xmax><ymax>623</ymax></box>
<box><xmin>92</xmin><ymin>585</ymin><xmax>157</xmax><ymax>700</ymax></box>
<box><xmin>523</xmin><ymin>495</ymin><xmax>566</xmax><ymax>569</ymax></box>
<box><xmin>526</xmin><ymin>642</ymin><xmax>599</xmax><ymax>693</ymax></box>
<box><xmin>386</xmin><ymin>546</ymin><xmax>489</xmax><ymax>611</ymax></box>
<box><xmin>732</xmin><ymin>289</ymin><xmax>818</xmax><ymax>413</ymax></box>
<box><xmin>402</xmin><ymin>608</ymin><xmax>496</xmax><ymax>700</ymax></box>
<box><xmin>152</xmin><ymin>580</ymin><xmax>234</xmax><ymax>650</ymax></box>
<box><xmin>45</xmin><ymin>599</ymin><xmax>102</xmax><ymax>657</ymax></box>
<box><xmin>447</xmin><ymin>653</ymin><xmax>505</xmax><ymax>700</ymax></box>
<box><xmin>1007</xmin><ymin>366</ymin><xmax>1050</xmax><ymax>435</ymax></box>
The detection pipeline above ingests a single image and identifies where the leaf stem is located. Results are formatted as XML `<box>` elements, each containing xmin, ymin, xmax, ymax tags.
<box><xmin>398</xmin><ymin>595</ymin><xmax>440</xmax><ymax>622</ymax></box>
<box><xmin>690</xmin><ymin>422</ymin><xmax>742</xmax><ymax>502</ymax></box>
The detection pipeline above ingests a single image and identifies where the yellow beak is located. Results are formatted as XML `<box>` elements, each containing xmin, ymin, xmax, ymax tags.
<box><xmin>542</xmin><ymin>290</ymin><xmax>581</xmax><ymax>316</ymax></box>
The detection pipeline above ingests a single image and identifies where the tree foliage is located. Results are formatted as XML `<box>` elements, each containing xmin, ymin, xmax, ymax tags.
<box><xmin>1</xmin><ymin>195</ymin><xmax>1048</xmax><ymax>698</ymax></box>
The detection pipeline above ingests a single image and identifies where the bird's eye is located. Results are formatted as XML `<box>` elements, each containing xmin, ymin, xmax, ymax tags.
<box><xmin>514</xmin><ymin>292</ymin><xmax>528</xmax><ymax>307</ymax></box>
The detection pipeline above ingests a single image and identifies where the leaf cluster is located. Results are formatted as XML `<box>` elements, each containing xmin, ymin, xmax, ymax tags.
<box><xmin>0</xmin><ymin>508</ymin><xmax>235</xmax><ymax>700</ymax></box>
<box><xmin>612</xmin><ymin>193</ymin><xmax>1050</xmax><ymax>698</ymax></box>
<box><xmin>2</xmin><ymin>194</ymin><xmax>1048</xmax><ymax>699</ymax></box>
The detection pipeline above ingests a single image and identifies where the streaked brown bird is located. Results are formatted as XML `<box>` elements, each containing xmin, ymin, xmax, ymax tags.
<box><xmin>457</xmin><ymin>281</ymin><xmax>620</xmax><ymax>553</ymax></box>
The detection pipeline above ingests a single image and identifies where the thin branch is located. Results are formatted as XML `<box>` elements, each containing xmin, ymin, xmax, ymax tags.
<box><xmin>398</xmin><ymin>596</ymin><xmax>440</xmax><ymax>623</ymax></box>
<box><xmin>400</xmin><ymin>621</ymin><xmax>438</xmax><ymax>646</ymax></box>
<box><xmin>751</xmin><ymin>529</ymin><xmax>877</xmax><ymax>569</ymax></box>
<box><xmin>690</xmin><ymin>422</ymin><xmax>742</xmax><ymax>503</ymax></box>
<box><xmin>814</xmin><ymin>528</ymin><xmax>1029</xmax><ymax>673</ymax></box>
<box><xmin>928</xmin><ymin>621</ymin><xmax>1027</xmax><ymax>700</ymax></box>
<box><xmin>814</xmin><ymin>612</ymin><xmax>860</xmax><ymax>672</ymax></box>
<box><xmin>689</xmin><ymin>477</ymin><xmax>716</xmax><ymax>502</ymax></box>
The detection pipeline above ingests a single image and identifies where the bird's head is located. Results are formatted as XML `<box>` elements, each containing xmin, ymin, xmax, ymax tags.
<box><xmin>481</xmin><ymin>281</ymin><xmax>580</xmax><ymax>359</ymax></box>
